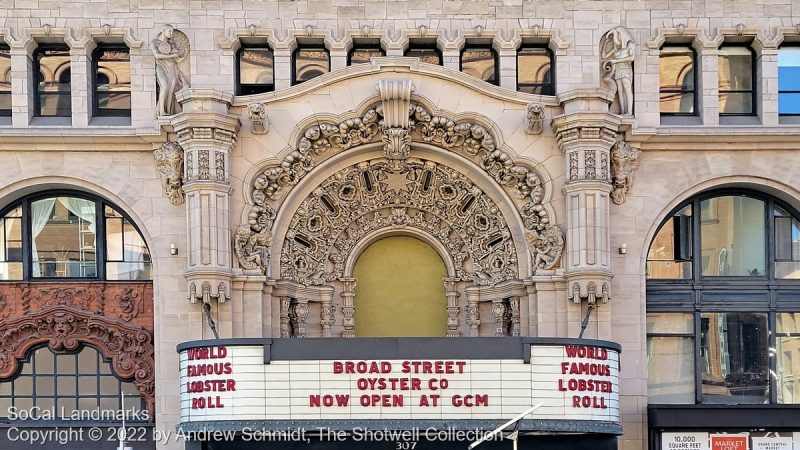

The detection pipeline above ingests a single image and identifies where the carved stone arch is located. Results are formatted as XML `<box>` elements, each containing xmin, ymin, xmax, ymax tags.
<box><xmin>237</xmin><ymin>89</ymin><xmax>564</xmax><ymax>280</ymax></box>
<box><xmin>0</xmin><ymin>305</ymin><xmax>155</xmax><ymax>418</ymax></box>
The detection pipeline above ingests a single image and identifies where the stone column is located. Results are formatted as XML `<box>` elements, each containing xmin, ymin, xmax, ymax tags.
<box><xmin>172</xmin><ymin>89</ymin><xmax>240</xmax><ymax>306</ymax></box>
<box><xmin>551</xmin><ymin>89</ymin><xmax>618</xmax><ymax>333</ymax></box>
<box><xmin>279</xmin><ymin>296</ymin><xmax>292</xmax><ymax>338</ymax></box>
<box><xmin>465</xmin><ymin>286</ymin><xmax>481</xmax><ymax>337</ymax></box>
<box><xmin>289</xmin><ymin>298</ymin><xmax>310</xmax><ymax>338</ymax></box>
<box><xmin>759</xmin><ymin>45</ymin><xmax>779</xmax><ymax>127</ymax></box>
<box><xmin>442</xmin><ymin>47</ymin><xmax>459</xmax><ymax>71</ymax></box>
<box><xmin>444</xmin><ymin>278</ymin><xmax>460</xmax><ymax>337</ymax></box>
<box><xmin>340</xmin><ymin>277</ymin><xmax>356</xmax><ymax>338</ymax></box>
<box><xmin>498</xmin><ymin>48</ymin><xmax>517</xmax><ymax>91</ymax></box>
<box><xmin>320</xmin><ymin>289</ymin><xmax>335</xmax><ymax>338</ymax></box>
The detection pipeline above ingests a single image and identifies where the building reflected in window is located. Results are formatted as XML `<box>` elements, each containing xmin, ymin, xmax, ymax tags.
<box><xmin>35</xmin><ymin>45</ymin><xmax>72</xmax><ymax>117</ymax></box>
<box><xmin>0</xmin><ymin>44</ymin><xmax>10</xmax><ymax>116</ymax></box>
<box><xmin>517</xmin><ymin>45</ymin><xmax>553</xmax><ymax>95</ymax></box>
<box><xmin>659</xmin><ymin>46</ymin><xmax>696</xmax><ymax>115</ymax></box>
<box><xmin>461</xmin><ymin>44</ymin><xmax>497</xmax><ymax>85</ymax></box>
<box><xmin>293</xmin><ymin>43</ymin><xmax>330</xmax><ymax>85</ymax></box>
<box><xmin>237</xmin><ymin>44</ymin><xmax>274</xmax><ymax>95</ymax></box>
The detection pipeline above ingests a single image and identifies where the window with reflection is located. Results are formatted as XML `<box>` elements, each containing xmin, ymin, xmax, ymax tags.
<box><xmin>0</xmin><ymin>345</ymin><xmax>145</xmax><ymax>417</ymax></box>
<box><xmin>34</xmin><ymin>45</ymin><xmax>72</xmax><ymax>117</ymax></box>
<box><xmin>777</xmin><ymin>312</ymin><xmax>800</xmax><ymax>403</ymax></box>
<box><xmin>517</xmin><ymin>45</ymin><xmax>553</xmax><ymax>95</ymax></box>
<box><xmin>647</xmin><ymin>313</ymin><xmax>695</xmax><ymax>403</ymax></box>
<box><xmin>348</xmin><ymin>43</ymin><xmax>384</xmax><ymax>65</ymax></box>
<box><xmin>0</xmin><ymin>44</ymin><xmax>10</xmax><ymax>116</ymax></box>
<box><xmin>292</xmin><ymin>43</ymin><xmax>329</xmax><ymax>85</ymax></box>
<box><xmin>93</xmin><ymin>46</ymin><xmax>130</xmax><ymax>117</ymax></box>
<box><xmin>647</xmin><ymin>190</ymin><xmax>800</xmax><ymax>406</ymax></box>
<box><xmin>718</xmin><ymin>46</ymin><xmax>755</xmax><ymax>115</ymax></box>
<box><xmin>405</xmin><ymin>41</ymin><xmax>442</xmax><ymax>65</ymax></box>
<box><xmin>778</xmin><ymin>46</ymin><xmax>800</xmax><ymax>115</ymax></box>
<box><xmin>237</xmin><ymin>44</ymin><xmax>274</xmax><ymax>95</ymax></box>
<box><xmin>461</xmin><ymin>43</ymin><xmax>497</xmax><ymax>85</ymax></box>
<box><xmin>659</xmin><ymin>46</ymin><xmax>696</xmax><ymax>115</ymax></box>
<box><xmin>0</xmin><ymin>193</ymin><xmax>151</xmax><ymax>281</ymax></box>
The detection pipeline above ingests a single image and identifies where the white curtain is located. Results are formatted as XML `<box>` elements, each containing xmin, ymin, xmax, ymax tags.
<box><xmin>58</xmin><ymin>197</ymin><xmax>96</xmax><ymax>233</ymax></box>
<box><xmin>30</xmin><ymin>198</ymin><xmax>56</xmax><ymax>277</ymax></box>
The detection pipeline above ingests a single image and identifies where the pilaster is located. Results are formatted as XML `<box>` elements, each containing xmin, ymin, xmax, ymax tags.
<box><xmin>172</xmin><ymin>88</ymin><xmax>240</xmax><ymax>305</ymax></box>
<box><xmin>551</xmin><ymin>89</ymin><xmax>619</xmax><ymax>317</ymax></box>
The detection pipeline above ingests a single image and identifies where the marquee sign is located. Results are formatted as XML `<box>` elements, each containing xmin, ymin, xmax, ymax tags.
<box><xmin>178</xmin><ymin>338</ymin><xmax>620</xmax><ymax>425</ymax></box>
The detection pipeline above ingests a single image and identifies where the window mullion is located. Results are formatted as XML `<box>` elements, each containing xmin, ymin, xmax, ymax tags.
<box><xmin>769</xmin><ymin>311</ymin><xmax>777</xmax><ymax>404</ymax></box>
<box><xmin>97</xmin><ymin>201</ymin><xmax>105</xmax><ymax>280</ymax></box>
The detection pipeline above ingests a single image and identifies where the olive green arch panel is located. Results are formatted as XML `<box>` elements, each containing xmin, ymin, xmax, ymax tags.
<box><xmin>353</xmin><ymin>236</ymin><xmax>448</xmax><ymax>337</ymax></box>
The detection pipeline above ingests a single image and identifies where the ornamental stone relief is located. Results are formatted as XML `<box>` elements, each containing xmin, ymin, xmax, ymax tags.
<box><xmin>279</xmin><ymin>158</ymin><xmax>518</xmax><ymax>287</ymax></box>
<box><xmin>239</xmin><ymin>93</ymin><xmax>565</xmax><ymax>278</ymax></box>
<box><xmin>610</xmin><ymin>139</ymin><xmax>641</xmax><ymax>205</ymax></box>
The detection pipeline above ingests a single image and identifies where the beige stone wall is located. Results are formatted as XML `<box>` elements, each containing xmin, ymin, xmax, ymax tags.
<box><xmin>0</xmin><ymin>2</ymin><xmax>799</xmax><ymax>450</ymax></box>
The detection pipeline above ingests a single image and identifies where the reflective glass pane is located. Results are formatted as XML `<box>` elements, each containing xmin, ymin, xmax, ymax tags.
<box><xmin>777</xmin><ymin>335</ymin><xmax>800</xmax><ymax>404</ymax></box>
<box><xmin>100</xmin><ymin>375</ymin><xmax>118</xmax><ymax>393</ymax></box>
<box><xmin>100</xmin><ymin>397</ymin><xmax>117</xmax><ymax>411</ymax></box>
<box><xmin>405</xmin><ymin>48</ymin><xmax>441</xmax><ymax>65</ymax></box>
<box><xmin>0</xmin><ymin>46</ymin><xmax>9</xmax><ymax>114</ymax></box>
<box><xmin>778</xmin><ymin>312</ymin><xmax>800</xmax><ymax>334</ymax></box>
<box><xmin>349</xmin><ymin>48</ymin><xmax>383</xmax><ymax>65</ymax></box>
<box><xmin>34</xmin><ymin>347</ymin><xmax>55</xmax><ymax>373</ymax></box>
<box><xmin>719</xmin><ymin>92</ymin><xmax>753</xmax><ymax>114</ymax></box>
<box><xmin>660</xmin><ymin>92</ymin><xmax>695</xmax><ymax>114</ymax></box>
<box><xmin>647</xmin><ymin>313</ymin><xmax>694</xmax><ymax>334</ymax></box>
<box><xmin>6</xmin><ymin>217</ymin><xmax>21</xmax><ymax>241</ymax></box>
<box><xmin>0</xmin><ymin>262</ymin><xmax>23</xmax><ymax>280</ymax></box>
<box><xmin>294</xmin><ymin>48</ymin><xmax>329</xmax><ymax>83</ymax></box>
<box><xmin>37</xmin><ymin>47</ymin><xmax>71</xmax><ymax>116</ymax></box>
<box><xmin>123</xmin><ymin>221</ymin><xmax>148</xmax><ymax>262</ymax></box>
<box><xmin>57</xmin><ymin>353</ymin><xmax>77</xmax><ymax>374</ymax></box>
<box><xmin>647</xmin><ymin>210</ymin><xmax>693</xmax><ymax>279</ymax></box>
<box><xmin>58</xmin><ymin>397</ymin><xmax>77</xmax><ymax>413</ymax></box>
<box><xmin>461</xmin><ymin>48</ymin><xmax>496</xmax><ymax>83</ymax></box>
<box><xmin>774</xmin><ymin>206</ymin><xmax>800</xmax><ymax>262</ymax></box>
<box><xmin>517</xmin><ymin>47</ymin><xmax>551</xmax><ymax>93</ymax></box>
<box><xmin>0</xmin><ymin>381</ymin><xmax>10</xmax><ymax>395</ymax></box>
<box><xmin>15</xmin><ymin>376</ymin><xmax>32</xmax><ymax>395</ymax></box>
<box><xmin>78</xmin><ymin>346</ymin><xmax>97</xmax><ymax>370</ymax></box>
<box><xmin>78</xmin><ymin>396</ymin><xmax>98</xmax><ymax>411</ymax></box>
<box><xmin>0</xmin><ymin>398</ymin><xmax>11</xmax><ymax>413</ymax></box>
<box><xmin>57</xmin><ymin>376</ymin><xmax>76</xmax><ymax>396</ymax></box>
<box><xmin>648</xmin><ymin>336</ymin><xmax>695</xmax><ymax>403</ymax></box>
<box><xmin>660</xmin><ymin>48</ymin><xmax>694</xmax><ymax>90</ymax></box>
<box><xmin>32</xmin><ymin>197</ymin><xmax>96</xmax><ymax>278</ymax></box>
<box><xmin>78</xmin><ymin>377</ymin><xmax>97</xmax><ymax>395</ymax></box>
<box><xmin>700</xmin><ymin>312</ymin><xmax>769</xmax><ymax>404</ymax></box>
<box><xmin>15</xmin><ymin>398</ymin><xmax>32</xmax><ymax>410</ymax></box>
<box><xmin>37</xmin><ymin>397</ymin><xmax>54</xmax><ymax>410</ymax></box>
<box><xmin>106</xmin><ymin>261</ymin><xmax>152</xmax><ymax>281</ymax></box>
<box><xmin>106</xmin><ymin>217</ymin><xmax>123</xmax><ymax>261</ymax></box>
<box><xmin>35</xmin><ymin>375</ymin><xmax>54</xmax><ymax>396</ymax></box>
<box><xmin>96</xmin><ymin>48</ymin><xmax>130</xmax><ymax>114</ymax></box>
<box><xmin>700</xmin><ymin>196</ymin><xmax>765</xmax><ymax>276</ymax></box>
<box><xmin>239</xmin><ymin>47</ymin><xmax>274</xmax><ymax>85</ymax></box>
<box><xmin>719</xmin><ymin>48</ymin><xmax>753</xmax><ymax>90</ymax></box>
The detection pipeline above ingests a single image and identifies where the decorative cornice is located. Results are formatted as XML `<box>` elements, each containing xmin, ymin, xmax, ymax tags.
<box><xmin>646</xmin><ymin>25</ymin><xmax>713</xmax><ymax>50</ymax></box>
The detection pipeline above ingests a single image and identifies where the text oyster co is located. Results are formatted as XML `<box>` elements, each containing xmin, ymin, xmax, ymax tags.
<box><xmin>7</xmin><ymin>406</ymin><xmax>149</xmax><ymax>421</ymax></box>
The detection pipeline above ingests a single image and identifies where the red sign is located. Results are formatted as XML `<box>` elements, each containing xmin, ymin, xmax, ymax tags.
<box><xmin>711</xmin><ymin>435</ymin><xmax>749</xmax><ymax>450</ymax></box>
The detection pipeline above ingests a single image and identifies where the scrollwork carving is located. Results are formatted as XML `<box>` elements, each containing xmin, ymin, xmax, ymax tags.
<box><xmin>610</xmin><ymin>140</ymin><xmax>641</xmax><ymax>205</ymax></box>
<box><xmin>525</xmin><ymin>226</ymin><xmax>565</xmax><ymax>272</ymax></box>
<box><xmin>153</xmin><ymin>142</ymin><xmax>185</xmax><ymax>205</ymax></box>
<box><xmin>280</xmin><ymin>158</ymin><xmax>518</xmax><ymax>287</ymax></box>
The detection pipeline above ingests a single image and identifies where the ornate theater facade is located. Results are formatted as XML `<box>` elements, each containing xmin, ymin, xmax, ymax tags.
<box><xmin>0</xmin><ymin>1</ymin><xmax>799</xmax><ymax>450</ymax></box>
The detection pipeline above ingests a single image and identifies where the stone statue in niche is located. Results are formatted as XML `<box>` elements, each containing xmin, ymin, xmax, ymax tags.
<box><xmin>151</xmin><ymin>24</ymin><xmax>190</xmax><ymax>116</ymax></box>
<box><xmin>153</xmin><ymin>141</ymin><xmax>185</xmax><ymax>205</ymax></box>
<box><xmin>600</xmin><ymin>26</ymin><xmax>635</xmax><ymax>115</ymax></box>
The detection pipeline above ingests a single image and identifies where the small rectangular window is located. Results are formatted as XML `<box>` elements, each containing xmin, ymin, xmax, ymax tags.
<box><xmin>0</xmin><ymin>45</ymin><xmax>10</xmax><ymax>116</ymax></box>
<box><xmin>405</xmin><ymin>42</ymin><xmax>442</xmax><ymax>65</ymax></box>
<box><xmin>238</xmin><ymin>45</ymin><xmax>274</xmax><ymax>95</ymax></box>
<box><xmin>646</xmin><ymin>313</ymin><xmax>695</xmax><ymax>404</ymax></box>
<box><xmin>35</xmin><ymin>45</ymin><xmax>72</xmax><ymax>117</ymax></box>
<box><xmin>348</xmin><ymin>44</ymin><xmax>384</xmax><ymax>65</ymax></box>
<box><xmin>775</xmin><ymin>206</ymin><xmax>800</xmax><ymax>279</ymax></box>
<box><xmin>94</xmin><ymin>46</ymin><xmax>131</xmax><ymax>117</ymax></box>
<box><xmin>461</xmin><ymin>44</ymin><xmax>497</xmax><ymax>85</ymax></box>
<box><xmin>778</xmin><ymin>47</ymin><xmax>800</xmax><ymax>115</ymax></box>
<box><xmin>517</xmin><ymin>46</ymin><xmax>553</xmax><ymax>95</ymax></box>
<box><xmin>777</xmin><ymin>312</ymin><xmax>800</xmax><ymax>404</ymax></box>
<box><xmin>719</xmin><ymin>46</ymin><xmax>755</xmax><ymax>115</ymax></box>
<box><xmin>293</xmin><ymin>44</ymin><xmax>330</xmax><ymax>85</ymax></box>
<box><xmin>660</xmin><ymin>46</ymin><xmax>696</xmax><ymax>115</ymax></box>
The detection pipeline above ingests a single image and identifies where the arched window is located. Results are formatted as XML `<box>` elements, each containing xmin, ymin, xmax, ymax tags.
<box><xmin>237</xmin><ymin>43</ymin><xmax>274</xmax><ymax>95</ymax></box>
<box><xmin>646</xmin><ymin>190</ymin><xmax>800</xmax><ymax>407</ymax></box>
<box><xmin>0</xmin><ymin>345</ymin><xmax>146</xmax><ymax>419</ymax></box>
<box><xmin>0</xmin><ymin>192</ymin><xmax>151</xmax><ymax>281</ymax></box>
<box><xmin>517</xmin><ymin>44</ymin><xmax>554</xmax><ymax>95</ymax></box>
<box><xmin>92</xmin><ymin>45</ymin><xmax>131</xmax><ymax>117</ymax></box>
<box><xmin>659</xmin><ymin>46</ymin><xmax>696</xmax><ymax>115</ymax></box>
<box><xmin>292</xmin><ymin>41</ymin><xmax>330</xmax><ymax>85</ymax></box>
<box><xmin>34</xmin><ymin>44</ymin><xmax>72</xmax><ymax>117</ymax></box>
<box><xmin>461</xmin><ymin>42</ymin><xmax>498</xmax><ymax>85</ymax></box>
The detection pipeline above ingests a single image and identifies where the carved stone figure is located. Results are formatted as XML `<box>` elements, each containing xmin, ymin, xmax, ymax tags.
<box><xmin>248</xmin><ymin>103</ymin><xmax>269</xmax><ymax>135</ymax></box>
<box><xmin>382</xmin><ymin>127</ymin><xmax>411</xmax><ymax>161</ymax></box>
<box><xmin>151</xmin><ymin>25</ymin><xmax>190</xmax><ymax>116</ymax></box>
<box><xmin>153</xmin><ymin>142</ymin><xmax>185</xmax><ymax>205</ymax></box>
<box><xmin>234</xmin><ymin>225</ymin><xmax>271</xmax><ymax>273</ymax></box>
<box><xmin>600</xmin><ymin>26</ymin><xmax>635</xmax><ymax>115</ymax></box>
<box><xmin>525</xmin><ymin>102</ymin><xmax>545</xmax><ymax>135</ymax></box>
<box><xmin>609</xmin><ymin>140</ymin><xmax>641</xmax><ymax>205</ymax></box>
<box><xmin>525</xmin><ymin>225</ymin><xmax>565</xmax><ymax>272</ymax></box>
